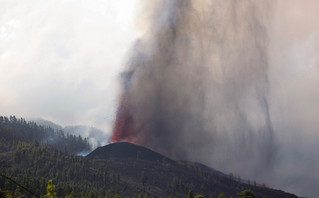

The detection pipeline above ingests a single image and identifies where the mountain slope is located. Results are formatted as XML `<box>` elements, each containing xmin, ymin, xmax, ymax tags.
<box><xmin>0</xmin><ymin>140</ymin><xmax>299</xmax><ymax>198</ymax></box>
<box><xmin>30</xmin><ymin>118</ymin><xmax>110</xmax><ymax>148</ymax></box>
<box><xmin>0</xmin><ymin>116</ymin><xmax>91</xmax><ymax>154</ymax></box>
<box><xmin>86</xmin><ymin>142</ymin><xmax>298</xmax><ymax>198</ymax></box>
<box><xmin>0</xmin><ymin>120</ymin><xmax>299</xmax><ymax>198</ymax></box>
<box><xmin>64</xmin><ymin>125</ymin><xmax>110</xmax><ymax>147</ymax></box>
<box><xmin>30</xmin><ymin>118</ymin><xmax>63</xmax><ymax>131</ymax></box>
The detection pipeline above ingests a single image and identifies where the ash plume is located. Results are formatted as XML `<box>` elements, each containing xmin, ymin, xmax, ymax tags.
<box><xmin>113</xmin><ymin>0</ymin><xmax>276</xmax><ymax>178</ymax></box>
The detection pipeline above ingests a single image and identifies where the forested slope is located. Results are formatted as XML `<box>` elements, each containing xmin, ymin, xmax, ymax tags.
<box><xmin>0</xmin><ymin>116</ymin><xmax>299</xmax><ymax>198</ymax></box>
<box><xmin>0</xmin><ymin>116</ymin><xmax>91</xmax><ymax>154</ymax></box>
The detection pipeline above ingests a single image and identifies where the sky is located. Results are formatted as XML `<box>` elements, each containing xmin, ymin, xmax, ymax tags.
<box><xmin>0</xmin><ymin>0</ymin><xmax>141</xmax><ymax>133</ymax></box>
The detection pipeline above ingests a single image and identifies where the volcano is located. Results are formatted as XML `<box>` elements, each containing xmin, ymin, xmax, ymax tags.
<box><xmin>87</xmin><ymin>142</ymin><xmax>172</xmax><ymax>163</ymax></box>
<box><xmin>85</xmin><ymin>142</ymin><xmax>298</xmax><ymax>198</ymax></box>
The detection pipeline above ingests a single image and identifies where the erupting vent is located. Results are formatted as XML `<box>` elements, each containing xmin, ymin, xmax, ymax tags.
<box><xmin>112</xmin><ymin>96</ymin><xmax>136</xmax><ymax>143</ymax></box>
<box><xmin>112</xmin><ymin>0</ymin><xmax>276</xmax><ymax>183</ymax></box>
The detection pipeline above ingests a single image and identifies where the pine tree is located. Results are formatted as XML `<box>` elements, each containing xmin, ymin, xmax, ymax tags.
<box><xmin>218</xmin><ymin>193</ymin><xmax>226</xmax><ymax>198</ymax></box>
<box><xmin>238</xmin><ymin>190</ymin><xmax>255</xmax><ymax>198</ymax></box>
<box><xmin>188</xmin><ymin>190</ymin><xmax>194</xmax><ymax>198</ymax></box>
<box><xmin>46</xmin><ymin>180</ymin><xmax>57</xmax><ymax>198</ymax></box>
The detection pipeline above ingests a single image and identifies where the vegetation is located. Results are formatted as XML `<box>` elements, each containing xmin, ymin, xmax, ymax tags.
<box><xmin>218</xmin><ymin>193</ymin><xmax>226</xmax><ymax>198</ymax></box>
<box><xmin>0</xmin><ymin>182</ymin><xmax>257</xmax><ymax>198</ymax></box>
<box><xmin>46</xmin><ymin>180</ymin><xmax>57</xmax><ymax>198</ymax></box>
<box><xmin>0</xmin><ymin>116</ymin><xmax>298</xmax><ymax>198</ymax></box>
<box><xmin>0</xmin><ymin>116</ymin><xmax>91</xmax><ymax>154</ymax></box>
<box><xmin>237</xmin><ymin>190</ymin><xmax>255</xmax><ymax>198</ymax></box>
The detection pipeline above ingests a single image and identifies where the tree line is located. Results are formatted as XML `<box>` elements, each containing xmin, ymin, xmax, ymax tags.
<box><xmin>0</xmin><ymin>115</ymin><xmax>91</xmax><ymax>154</ymax></box>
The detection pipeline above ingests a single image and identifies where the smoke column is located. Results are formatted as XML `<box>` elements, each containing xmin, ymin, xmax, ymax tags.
<box><xmin>112</xmin><ymin>0</ymin><xmax>276</xmax><ymax>179</ymax></box>
<box><xmin>111</xmin><ymin>1</ymin><xmax>319</xmax><ymax>197</ymax></box>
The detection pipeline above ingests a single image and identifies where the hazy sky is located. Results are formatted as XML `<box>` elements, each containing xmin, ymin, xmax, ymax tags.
<box><xmin>0</xmin><ymin>0</ymin><xmax>141</xmax><ymax>133</ymax></box>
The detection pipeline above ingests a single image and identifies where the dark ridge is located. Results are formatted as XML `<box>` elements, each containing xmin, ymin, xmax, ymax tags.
<box><xmin>178</xmin><ymin>160</ymin><xmax>228</xmax><ymax>177</ymax></box>
<box><xmin>85</xmin><ymin>142</ymin><xmax>298</xmax><ymax>198</ymax></box>
<box><xmin>86</xmin><ymin>142</ymin><xmax>173</xmax><ymax>163</ymax></box>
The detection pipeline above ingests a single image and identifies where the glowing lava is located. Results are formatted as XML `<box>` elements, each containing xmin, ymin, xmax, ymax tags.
<box><xmin>111</xmin><ymin>96</ymin><xmax>136</xmax><ymax>143</ymax></box>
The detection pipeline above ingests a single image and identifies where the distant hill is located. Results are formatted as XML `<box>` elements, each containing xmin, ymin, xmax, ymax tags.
<box><xmin>31</xmin><ymin>118</ymin><xmax>110</xmax><ymax>149</ymax></box>
<box><xmin>64</xmin><ymin>125</ymin><xmax>110</xmax><ymax>148</ymax></box>
<box><xmin>0</xmin><ymin>115</ymin><xmax>91</xmax><ymax>154</ymax></box>
<box><xmin>31</xmin><ymin>118</ymin><xmax>63</xmax><ymax>131</ymax></box>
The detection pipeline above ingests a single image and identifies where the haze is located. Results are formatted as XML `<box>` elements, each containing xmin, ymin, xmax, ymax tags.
<box><xmin>0</xmin><ymin>0</ymin><xmax>141</xmax><ymax>133</ymax></box>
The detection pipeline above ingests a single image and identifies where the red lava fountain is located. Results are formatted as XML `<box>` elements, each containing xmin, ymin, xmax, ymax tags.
<box><xmin>111</xmin><ymin>96</ymin><xmax>136</xmax><ymax>143</ymax></box>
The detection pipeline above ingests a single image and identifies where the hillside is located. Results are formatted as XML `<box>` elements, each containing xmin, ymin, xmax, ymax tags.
<box><xmin>31</xmin><ymin>118</ymin><xmax>110</xmax><ymax>148</ymax></box>
<box><xmin>0</xmin><ymin>116</ymin><xmax>91</xmax><ymax>154</ymax></box>
<box><xmin>0</xmin><ymin>141</ymin><xmax>299</xmax><ymax>198</ymax></box>
<box><xmin>64</xmin><ymin>125</ymin><xmax>110</xmax><ymax>148</ymax></box>
<box><xmin>30</xmin><ymin>118</ymin><xmax>63</xmax><ymax>131</ymax></box>
<box><xmin>0</xmin><ymin>117</ymin><xmax>299</xmax><ymax>198</ymax></box>
<box><xmin>85</xmin><ymin>142</ymin><xmax>298</xmax><ymax>198</ymax></box>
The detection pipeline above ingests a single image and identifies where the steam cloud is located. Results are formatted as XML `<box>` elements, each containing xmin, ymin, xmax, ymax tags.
<box><xmin>112</xmin><ymin>0</ymin><xmax>319</xmax><ymax>197</ymax></box>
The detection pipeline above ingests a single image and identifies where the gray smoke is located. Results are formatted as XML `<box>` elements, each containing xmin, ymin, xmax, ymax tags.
<box><xmin>117</xmin><ymin>0</ymin><xmax>276</xmax><ymax>179</ymax></box>
<box><xmin>114</xmin><ymin>1</ymin><xmax>319</xmax><ymax>197</ymax></box>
